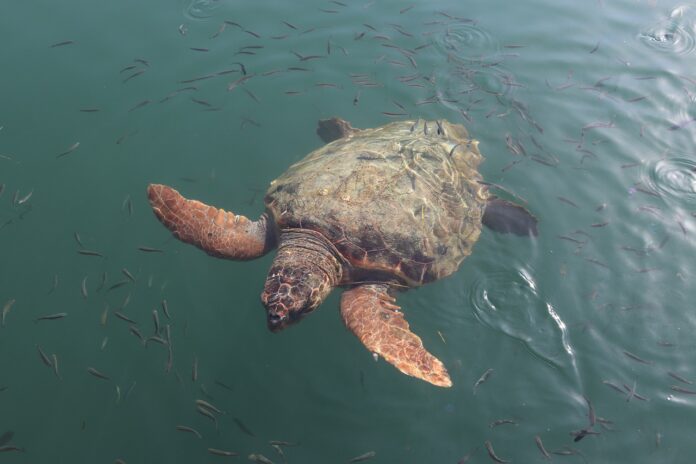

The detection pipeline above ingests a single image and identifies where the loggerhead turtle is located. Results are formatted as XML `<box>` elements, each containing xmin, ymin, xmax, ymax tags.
<box><xmin>147</xmin><ymin>118</ymin><xmax>537</xmax><ymax>387</ymax></box>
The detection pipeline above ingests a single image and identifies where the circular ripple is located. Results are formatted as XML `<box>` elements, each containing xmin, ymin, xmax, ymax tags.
<box><xmin>639</xmin><ymin>5</ymin><xmax>696</xmax><ymax>54</ymax></box>
<box><xmin>434</xmin><ymin>23</ymin><xmax>499</xmax><ymax>60</ymax></box>
<box><xmin>470</xmin><ymin>268</ymin><xmax>573</xmax><ymax>367</ymax></box>
<box><xmin>184</xmin><ymin>0</ymin><xmax>223</xmax><ymax>20</ymax></box>
<box><xmin>644</xmin><ymin>158</ymin><xmax>696</xmax><ymax>203</ymax></box>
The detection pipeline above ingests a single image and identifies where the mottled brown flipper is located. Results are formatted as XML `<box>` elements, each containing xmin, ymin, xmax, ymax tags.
<box><xmin>147</xmin><ymin>184</ymin><xmax>275</xmax><ymax>260</ymax></box>
<box><xmin>483</xmin><ymin>196</ymin><xmax>538</xmax><ymax>237</ymax></box>
<box><xmin>340</xmin><ymin>284</ymin><xmax>452</xmax><ymax>388</ymax></box>
<box><xmin>316</xmin><ymin>117</ymin><xmax>357</xmax><ymax>143</ymax></box>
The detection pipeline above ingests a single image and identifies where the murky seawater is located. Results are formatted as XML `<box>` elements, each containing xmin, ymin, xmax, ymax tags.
<box><xmin>1</xmin><ymin>0</ymin><xmax>696</xmax><ymax>462</ymax></box>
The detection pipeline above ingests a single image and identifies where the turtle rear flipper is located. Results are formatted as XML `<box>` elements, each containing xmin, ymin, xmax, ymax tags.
<box><xmin>147</xmin><ymin>184</ymin><xmax>275</xmax><ymax>260</ymax></box>
<box><xmin>483</xmin><ymin>196</ymin><xmax>538</xmax><ymax>237</ymax></box>
<box><xmin>316</xmin><ymin>117</ymin><xmax>357</xmax><ymax>143</ymax></box>
<box><xmin>340</xmin><ymin>284</ymin><xmax>452</xmax><ymax>388</ymax></box>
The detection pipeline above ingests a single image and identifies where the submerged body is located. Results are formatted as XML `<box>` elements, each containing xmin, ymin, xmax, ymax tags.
<box><xmin>147</xmin><ymin>117</ymin><xmax>537</xmax><ymax>387</ymax></box>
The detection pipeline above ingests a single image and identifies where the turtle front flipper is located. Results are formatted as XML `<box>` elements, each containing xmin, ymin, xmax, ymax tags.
<box><xmin>316</xmin><ymin>117</ymin><xmax>357</xmax><ymax>143</ymax></box>
<box><xmin>147</xmin><ymin>184</ymin><xmax>275</xmax><ymax>260</ymax></box>
<box><xmin>340</xmin><ymin>284</ymin><xmax>452</xmax><ymax>388</ymax></box>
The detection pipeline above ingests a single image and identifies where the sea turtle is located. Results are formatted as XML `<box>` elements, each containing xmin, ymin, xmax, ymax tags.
<box><xmin>147</xmin><ymin>118</ymin><xmax>537</xmax><ymax>387</ymax></box>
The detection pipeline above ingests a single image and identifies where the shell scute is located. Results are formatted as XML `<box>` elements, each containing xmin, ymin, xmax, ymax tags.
<box><xmin>265</xmin><ymin>120</ymin><xmax>487</xmax><ymax>286</ymax></box>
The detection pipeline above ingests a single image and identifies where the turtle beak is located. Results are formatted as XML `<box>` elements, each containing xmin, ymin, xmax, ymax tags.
<box><xmin>266</xmin><ymin>309</ymin><xmax>289</xmax><ymax>332</ymax></box>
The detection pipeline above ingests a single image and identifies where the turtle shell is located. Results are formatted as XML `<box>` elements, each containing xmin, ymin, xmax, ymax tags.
<box><xmin>264</xmin><ymin>120</ymin><xmax>488</xmax><ymax>287</ymax></box>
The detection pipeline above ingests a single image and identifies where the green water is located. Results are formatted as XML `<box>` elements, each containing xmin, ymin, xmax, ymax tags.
<box><xmin>2</xmin><ymin>0</ymin><xmax>696</xmax><ymax>462</ymax></box>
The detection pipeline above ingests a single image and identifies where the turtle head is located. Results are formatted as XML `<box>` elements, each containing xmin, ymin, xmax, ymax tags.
<box><xmin>261</xmin><ymin>230</ymin><xmax>342</xmax><ymax>332</ymax></box>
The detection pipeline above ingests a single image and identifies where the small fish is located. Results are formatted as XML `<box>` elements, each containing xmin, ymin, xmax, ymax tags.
<box><xmin>57</xmin><ymin>142</ymin><xmax>80</xmax><ymax>158</ymax></box>
<box><xmin>100</xmin><ymin>306</ymin><xmax>109</xmax><ymax>326</ymax></box>
<box><xmin>1</xmin><ymin>299</ymin><xmax>16</xmax><ymax>327</ymax></box>
<box><xmin>108</xmin><ymin>280</ymin><xmax>130</xmax><ymax>291</ymax></box>
<box><xmin>138</xmin><ymin>246</ymin><xmax>164</xmax><ymax>253</ymax></box>
<box><xmin>81</xmin><ymin>276</ymin><xmax>88</xmax><ymax>299</ymax></box>
<box><xmin>114</xmin><ymin>311</ymin><xmax>136</xmax><ymax>324</ymax></box>
<box><xmin>582</xmin><ymin>121</ymin><xmax>615</xmax><ymax>132</ymax></box>
<box><xmin>87</xmin><ymin>367</ymin><xmax>110</xmax><ymax>380</ymax></box>
<box><xmin>473</xmin><ymin>368</ymin><xmax>493</xmax><ymax>393</ymax></box>
<box><xmin>122</xmin><ymin>70</ymin><xmax>145</xmax><ymax>83</ymax></box>
<box><xmin>51</xmin><ymin>353</ymin><xmax>60</xmax><ymax>379</ymax></box>
<box><xmin>152</xmin><ymin>309</ymin><xmax>160</xmax><ymax>335</ymax></box>
<box><xmin>129</xmin><ymin>325</ymin><xmax>145</xmax><ymax>345</ymax></box>
<box><xmin>233</xmin><ymin>417</ymin><xmax>255</xmax><ymax>437</ymax></box>
<box><xmin>244</xmin><ymin>29</ymin><xmax>261</xmax><ymax>38</ymax></box>
<box><xmin>128</xmin><ymin>100</ymin><xmax>150</xmax><ymax>112</ymax></box>
<box><xmin>176</xmin><ymin>425</ymin><xmax>202</xmax><ymax>439</ymax></box>
<box><xmin>35</xmin><ymin>312</ymin><xmax>67</xmax><ymax>322</ymax></box>
<box><xmin>50</xmin><ymin>40</ymin><xmax>75</xmax><ymax>48</ymax></box>
<box><xmin>557</xmin><ymin>196</ymin><xmax>579</xmax><ymax>208</ymax></box>
<box><xmin>269</xmin><ymin>441</ymin><xmax>298</xmax><ymax>447</ymax></box>
<box><xmin>584</xmin><ymin>395</ymin><xmax>596</xmax><ymax>426</ymax></box>
<box><xmin>208</xmin><ymin>448</ymin><xmax>238</xmax><ymax>457</ymax></box>
<box><xmin>668</xmin><ymin>372</ymin><xmax>693</xmax><ymax>385</ymax></box>
<box><xmin>671</xmin><ymin>385</ymin><xmax>696</xmax><ymax>395</ymax></box>
<box><xmin>122</xmin><ymin>268</ymin><xmax>136</xmax><ymax>283</ymax></box>
<box><xmin>489</xmin><ymin>419</ymin><xmax>517</xmax><ymax>428</ymax></box>
<box><xmin>484</xmin><ymin>440</ymin><xmax>509</xmax><ymax>463</ymax></box>
<box><xmin>77</xmin><ymin>249</ymin><xmax>103</xmax><ymax>257</ymax></box>
<box><xmin>178</xmin><ymin>24</ymin><xmax>187</xmax><ymax>35</ymax></box>
<box><xmin>534</xmin><ymin>435</ymin><xmax>550</xmax><ymax>460</ymax></box>
<box><xmin>45</xmin><ymin>274</ymin><xmax>58</xmax><ymax>295</ymax></box>
<box><xmin>146</xmin><ymin>336</ymin><xmax>167</xmax><ymax>347</ymax></box>
<box><xmin>571</xmin><ymin>428</ymin><xmax>600</xmax><ymax>442</ymax></box>
<box><xmin>348</xmin><ymin>451</ymin><xmax>376</xmax><ymax>463</ymax></box>
<box><xmin>603</xmin><ymin>380</ymin><xmax>625</xmax><ymax>394</ymax></box>
<box><xmin>190</xmin><ymin>47</ymin><xmax>209</xmax><ymax>52</ymax></box>
<box><xmin>196</xmin><ymin>399</ymin><xmax>224</xmax><ymax>415</ymax></box>
<box><xmin>16</xmin><ymin>190</ymin><xmax>33</xmax><ymax>205</ymax></box>
<box><xmin>248</xmin><ymin>454</ymin><xmax>274</xmax><ymax>464</ymax></box>
<box><xmin>74</xmin><ymin>231</ymin><xmax>84</xmax><ymax>247</ymax></box>
<box><xmin>215</xmin><ymin>379</ymin><xmax>234</xmax><ymax>392</ymax></box>
<box><xmin>196</xmin><ymin>406</ymin><xmax>218</xmax><ymax>428</ymax></box>
<box><xmin>162</xmin><ymin>299</ymin><xmax>171</xmax><ymax>319</ymax></box>
<box><xmin>192</xmin><ymin>356</ymin><xmax>198</xmax><ymax>382</ymax></box>
<box><xmin>623</xmin><ymin>350</ymin><xmax>652</xmax><ymax>365</ymax></box>
<box><xmin>668</xmin><ymin>117</ymin><xmax>696</xmax><ymax>131</ymax></box>
<box><xmin>37</xmin><ymin>345</ymin><xmax>53</xmax><ymax>367</ymax></box>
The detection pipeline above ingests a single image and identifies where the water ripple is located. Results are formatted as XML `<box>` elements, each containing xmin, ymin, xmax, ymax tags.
<box><xmin>183</xmin><ymin>0</ymin><xmax>223</xmax><ymax>20</ymax></box>
<box><xmin>470</xmin><ymin>267</ymin><xmax>574</xmax><ymax>368</ymax></box>
<box><xmin>644</xmin><ymin>157</ymin><xmax>696</xmax><ymax>203</ymax></box>
<box><xmin>639</xmin><ymin>5</ymin><xmax>696</xmax><ymax>55</ymax></box>
<box><xmin>434</xmin><ymin>22</ymin><xmax>498</xmax><ymax>59</ymax></box>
